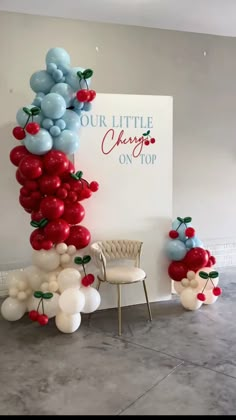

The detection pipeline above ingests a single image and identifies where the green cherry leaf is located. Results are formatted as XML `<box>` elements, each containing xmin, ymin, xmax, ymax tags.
<box><xmin>77</xmin><ymin>71</ymin><xmax>83</xmax><ymax>79</ymax></box>
<box><xmin>34</xmin><ymin>291</ymin><xmax>43</xmax><ymax>298</ymax></box>
<box><xmin>76</xmin><ymin>171</ymin><xmax>83</xmax><ymax>179</ymax></box>
<box><xmin>42</xmin><ymin>292</ymin><xmax>53</xmax><ymax>299</ymax></box>
<box><xmin>30</xmin><ymin>221</ymin><xmax>39</xmax><ymax>228</ymax></box>
<box><xmin>142</xmin><ymin>132</ymin><xmax>147</xmax><ymax>136</ymax></box>
<box><xmin>209</xmin><ymin>271</ymin><xmax>219</xmax><ymax>279</ymax></box>
<box><xmin>70</xmin><ymin>173</ymin><xmax>79</xmax><ymax>180</ymax></box>
<box><xmin>83</xmin><ymin>69</ymin><xmax>93</xmax><ymax>79</ymax></box>
<box><xmin>82</xmin><ymin>255</ymin><xmax>91</xmax><ymax>265</ymax></box>
<box><xmin>31</xmin><ymin>107</ymin><xmax>40</xmax><ymax>116</ymax></box>
<box><xmin>184</xmin><ymin>217</ymin><xmax>192</xmax><ymax>224</ymax></box>
<box><xmin>177</xmin><ymin>217</ymin><xmax>184</xmax><ymax>223</ymax></box>
<box><xmin>39</xmin><ymin>218</ymin><xmax>48</xmax><ymax>228</ymax></box>
<box><xmin>199</xmin><ymin>271</ymin><xmax>209</xmax><ymax>279</ymax></box>
<box><xmin>23</xmin><ymin>107</ymin><xmax>32</xmax><ymax>116</ymax></box>
<box><xmin>146</xmin><ymin>130</ymin><xmax>150</xmax><ymax>135</ymax></box>
<box><xmin>74</xmin><ymin>257</ymin><xmax>83</xmax><ymax>265</ymax></box>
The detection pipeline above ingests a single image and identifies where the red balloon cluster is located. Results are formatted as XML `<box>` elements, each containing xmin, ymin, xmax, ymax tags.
<box><xmin>10</xmin><ymin>146</ymin><xmax>99</xmax><ymax>251</ymax></box>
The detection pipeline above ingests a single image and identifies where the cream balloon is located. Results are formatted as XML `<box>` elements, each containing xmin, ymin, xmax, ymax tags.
<box><xmin>7</xmin><ymin>270</ymin><xmax>27</xmax><ymax>289</ymax></box>
<box><xmin>181</xmin><ymin>278</ymin><xmax>189</xmax><ymax>287</ymax></box>
<box><xmin>180</xmin><ymin>288</ymin><xmax>203</xmax><ymax>311</ymax></box>
<box><xmin>9</xmin><ymin>287</ymin><xmax>18</xmax><ymax>298</ymax></box>
<box><xmin>67</xmin><ymin>245</ymin><xmax>76</xmax><ymax>256</ymax></box>
<box><xmin>1</xmin><ymin>297</ymin><xmax>26</xmax><ymax>321</ymax></box>
<box><xmin>60</xmin><ymin>254</ymin><xmax>71</xmax><ymax>265</ymax></box>
<box><xmin>187</xmin><ymin>271</ymin><xmax>195</xmax><ymax>280</ymax></box>
<box><xmin>32</xmin><ymin>249</ymin><xmax>60</xmax><ymax>272</ymax></box>
<box><xmin>55</xmin><ymin>311</ymin><xmax>81</xmax><ymax>333</ymax></box>
<box><xmin>58</xmin><ymin>268</ymin><xmax>81</xmax><ymax>293</ymax></box>
<box><xmin>203</xmin><ymin>291</ymin><xmax>218</xmax><ymax>305</ymax></box>
<box><xmin>24</xmin><ymin>265</ymin><xmax>44</xmax><ymax>290</ymax></box>
<box><xmin>17</xmin><ymin>291</ymin><xmax>27</xmax><ymax>301</ymax></box>
<box><xmin>56</xmin><ymin>243</ymin><xmax>68</xmax><ymax>255</ymax></box>
<box><xmin>40</xmin><ymin>282</ymin><xmax>49</xmax><ymax>292</ymax></box>
<box><xmin>173</xmin><ymin>281</ymin><xmax>184</xmax><ymax>295</ymax></box>
<box><xmin>59</xmin><ymin>288</ymin><xmax>85</xmax><ymax>314</ymax></box>
<box><xmin>27</xmin><ymin>293</ymin><xmax>59</xmax><ymax>318</ymax></box>
<box><xmin>48</xmin><ymin>281</ymin><xmax>59</xmax><ymax>292</ymax></box>
<box><xmin>80</xmin><ymin>287</ymin><xmax>101</xmax><ymax>313</ymax></box>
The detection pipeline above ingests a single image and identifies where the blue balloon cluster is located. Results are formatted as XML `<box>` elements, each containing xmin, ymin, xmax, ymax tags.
<box><xmin>16</xmin><ymin>47</ymin><xmax>93</xmax><ymax>155</ymax></box>
<box><xmin>165</xmin><ymin>216</ymin><xmax>204</xmax><ymax>261</ymax></box>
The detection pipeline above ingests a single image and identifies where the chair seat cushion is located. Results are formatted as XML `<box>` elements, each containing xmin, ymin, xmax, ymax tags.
<box><xmin>99</xmin><ymin>266</ymin><xmax>146</xmax><ymax>284</ymax></box>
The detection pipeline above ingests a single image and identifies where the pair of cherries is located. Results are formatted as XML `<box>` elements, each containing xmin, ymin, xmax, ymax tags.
<box><xmin>13</xmin><ymin>122</ymin><xmax>40</xmax><ymax>140</ymax></box>
<box><xmin>29</xmin><ymin>310</ymin><xmax>49</xmax><ymax>325</ymax></box>
<box><xmin>76</xmin><ymin>89</ymin><xmax>96</xmax><ymax>103</ymax></box>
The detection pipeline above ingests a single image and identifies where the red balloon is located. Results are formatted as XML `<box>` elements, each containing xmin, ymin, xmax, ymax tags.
<box><xmin>31</xmin><ymin>208</ymin><xmax>44</xmax><ymax>222</ymax></box>
<box><xmin>44</xmin><ymin>219</ymin><xmax>70</xmax><ymax>244</ymax></box>
<box><xmin>61</xmin><ymin>160</ymin><xmax>75</xmax><ymax>181</ymax></box>
<box><xmin>10</xmin><ymin>146</ymin><xmax>30</xmax><ymax>167</ymax></box>
<box><xmin>38</xmin><ymin>175</ymin><xmax>61</xmax><ymax>195</ymax></box>
<box><xmin>19</xmin><ymin>194</ymin><xmax>41</xmax><ymax>211</ymax></box>
<box><xmin>15</xmin><ymin>168</ymin><xmax>27</xmax><ymax>185</ymax></box>
<box><xmin>19</xmin><ymin>155</ymin><xmax>43</xmax><ymax>180</ymax></box>
<box><xmin>63</xmin><ymin>202</ymin><xmax>85</xmax><ymax>225</ymax></box>
<box><xmin>40</xmin><ymin>197</ymin><xmax>64</xmax><ymax>220</ymax></box>
<box><xmin>78</xmin><ymin>188</ymin><xmax>92</xmax><ymax>201</ymax></box>
<box><xmin>24</xmin><ymin>180</ymin><xmax>38</xmax><ymax>192</ymax></box>
<box><xmin>65</xmin><ymin>225</ymin><xmax>91</xmax><ymax>249</ymax></box>
<box><xmin>168</xmin><ymin>261</ymin><xmax>188</xmax><ymax>282</ymax></box>
<box><xmin>43</xmin><ymin>150</ymin><xmax>69</xmax><ymax>176</ymax></box>
<box><xmin>30</xmin><ymin>229</ymin><xmax>45</xmax><ymax>250</ymax></box>
<box><xmin>184</xmin><ymin>247</ymin><xmax>209</xmax><ymax>272</ymax></box>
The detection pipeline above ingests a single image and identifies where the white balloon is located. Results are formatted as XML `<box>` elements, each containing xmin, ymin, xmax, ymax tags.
<box><xmin>27</xmin><ymin>293</ymin><xmax>59</xmax><ymax>318</ymax></box>
<box><xmin>67</xmin><ymin>245</ymin><xmax>76</xmax><ymax>256</ymax></box>
<box><xmin>58</xmin><ymin>268</ymin><xmax>81</xmax><ymax>293</ymax></box>
<box><xmin>195</xmin><ymin>267</ymin><xmax>219</xmax><ymax>291</ymax></box>
<box><xmin>7</xmin><ymin>270</ymin><xmax>27</xmax><ymax>289</ymax></box>
<box><xmin>55</xmin><ymin>311</ymin><xmax>81</xmax><ymax>333</ymax></box>
<box><xmin>56</xmin><ymin>243</ymin><xmax>68</xmax><ymax>255</ymax></box>
<box><xmin>180</xmin><ymin>288</ymin><xmax>202</xmax><ymax>311</ymax></box>
<box><xmin>32</xmin><ymin>249</ymin><xmax>60</xmax><ymax>272</ymax></box>
<box><xmin>60</xmin><ymin>254</ymin><xmax>71</xmax><ymax>265</ymax></box>
<box><xmin>173</xmin><ymin>281</ymin><xmax>184</xmax><ymax>295</ymax></box>
<box><xmin>59</xmin><ymin>288</ymin><xmax>85</xmax><ymax>314</ymax></box>
<box><xmin>80</xmin><ymin>286</ymin><xmax>101</xmax><ymax>313</ymax></box>
<box><xmin>203</xmin><ymin>291</ymin><xmax>218</xmax><ymax>305</ymax></box>
<box><xmin>24</xmin><ymin>265</ymin><xmax>44</xmax><ymax>290</ymax></box>
<box><xmin>1</xmin><ymin>297</ymin><xmax>26</xmax><ymax>321</ymax></box>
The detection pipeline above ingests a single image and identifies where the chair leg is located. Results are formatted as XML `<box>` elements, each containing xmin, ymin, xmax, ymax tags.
<box><xmin>88</xmin><ymin>279</ymin><xmax>101</xmax><ymax>325</ymax></box>
<box><xmin>143</xmin><ymin>280</ymin><xmax>152</xmax><ymax>322</ymax></box>
<box><xmin>117</xmin><ymin>284</ymin><xmax>122</xmax><ymax>336</ymax></box>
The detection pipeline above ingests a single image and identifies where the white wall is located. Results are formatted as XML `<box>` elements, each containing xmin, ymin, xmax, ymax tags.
<box><xmin>0</xmin><ymin>11</ymin><xmax>236</xmax><ymax>270</ymax></box>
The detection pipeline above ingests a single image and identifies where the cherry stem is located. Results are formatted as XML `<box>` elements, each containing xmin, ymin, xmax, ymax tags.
<box><xmin>209</xmin><ymin>278</ymin><xmax>215</xmax><ymax>288</ymax></box>
<box><xmin>37</xmin><ymin>298</ymin><xmax>42</xmax><ymax>313</ymax></box>
<box><xmin>176</xmin><ymin>222</ymin><xmax>182</xmax><ymax>231</ymax></box>
<box><xmin>42</xmin><ymin>299</ymin><xmax>45</xmax><ymax>315</ymax></box>
<box><xmin>23</xmin><ymin>115</ymin><xmax>31</xmax><ymax>129</ymax></box>
<box><xmin>82</xmin><ymin>263</ymin><xmax>86</xmax><ymax>277</ymax></box>
<box><xmin>202</xmin><ymin>279</ymin><xmax>209</xmax><ymax>293</ymax></box>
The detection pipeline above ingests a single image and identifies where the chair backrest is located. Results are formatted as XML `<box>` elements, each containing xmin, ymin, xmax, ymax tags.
<box><xmin>90</xmin><ymin>240</ymin><xmax>143</xmax><ymax>279</ymax></box>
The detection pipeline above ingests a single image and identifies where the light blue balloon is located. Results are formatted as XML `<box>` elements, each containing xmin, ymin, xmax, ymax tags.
<box><xmin>83</xmin><ymin>102</ymin><xmax>92</xmax><ymax>112</ymax></box>
<box><xmin>24</xmin><ymin>129</ymin><xmax>53</xmax><ymax>155</ymax></box>
<box><xmin>51</xmin><ymin>83</ymin><xmax>75</xmax><ymax>107</ymax></box>
<box><xmin>53</xmin><ymin>130</ymin><xmax>79</xmax><ymax>155</ymax></box>
<box><xmin>42</xmin><ymin>118</ymin><xmax>53</xmax><ymax>130</ymax></box>
<box><xmin>65</xmin><ymin>67</ymin><xmax>91</xmax><ymax>91</ymax></box>
<box><xmin>50</xmin><ymin>126</ymin><xmax>61</xmax><ymax>137</ymax></box>
<box><xmin>47</xmin><ymin>63</ymin><xmax>57</xmax><ymax>74</ymax></box>
<box><xmin>55</xmin><ymin>119</ymin><xmax>66</xmax><ymax>130</ymax></box>
<box><xmin>193</xmin><ymin>236</ymin><xmax>204</xmax><ymax>248</ymax></box>
<box><xmin>41</xmin><ymin>93</ymin><xmax>66</xmax><ymax>119</ymax></box>
<box><xmin>62</xmin><ymin>110</ymin><xmax>80</xmax><ymax>131</ymax></box>
<box><xmin>73</xmin><ymin>98</ymin><xmax>84</xmax><ymax>110</ymax></box>
<box><xmin>166</xmin><ymin>239</ymin><xmax>187</xmax><ymax>261</ymax></box>
<box><xmin>30</xmin><ymin>70</ymin><xmax>55</xmax><ymax>94</ymax></box>
<box><xmin>185</xmin><ymin>238</ymin><xmax>196</xmax><ymax>249</ymax></box>
<box><xmin>46</xmin><ymin>48</ymin><xmax>70</xmax><ymax>72</ymax></box>
<box><xmin>52</xmin><ymin>69</ymin><xmax>64</xmax><ymax>82</ymax></box>
<box><xmin>16</xmin><ymin>105</ymin><xmax>43</xmax><ymax>127</ymax></box>
<box><xmin>32</xmin><ymin>92</ymin><xmax>45</xmax><ymax>107</ymax></box>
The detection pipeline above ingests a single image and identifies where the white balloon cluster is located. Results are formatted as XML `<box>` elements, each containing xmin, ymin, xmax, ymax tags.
<box><xmin>173</xmin><ymin>267</ymin><xmax>221</xmax><ymax>311</ymax></box>
<box><xmin>0</xmin><ymin>243</ymin><xmax>101</xmax><ymax>333</ymax></box>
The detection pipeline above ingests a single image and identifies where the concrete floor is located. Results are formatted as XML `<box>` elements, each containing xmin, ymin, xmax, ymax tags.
<box><xmin>0</xmin><ymin>270</ymin><xmax>236</xmax><ymax>415</ymax></box>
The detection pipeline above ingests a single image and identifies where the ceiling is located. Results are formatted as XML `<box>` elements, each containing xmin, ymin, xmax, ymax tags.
<box><xmin>0</xmin><ymin>0</ymin><xmax>236</xmax><ymax>37</ymax></box>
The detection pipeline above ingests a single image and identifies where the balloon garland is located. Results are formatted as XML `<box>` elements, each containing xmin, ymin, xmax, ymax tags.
<box><xmin>1</xmin><ymin>48</ymin><xmax>101</xmax><ymax>333</ymax></box>
<box><xmin>166</xmin><ymin>216</ymin><xmax>222</xmax><ymax>310</ymax></box>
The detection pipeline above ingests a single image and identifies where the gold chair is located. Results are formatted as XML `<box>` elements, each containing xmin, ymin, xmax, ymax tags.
<box><xmin>90</xmin><ymin>240</ymin><xmax>152</xmax><ymax>335</ymax></box>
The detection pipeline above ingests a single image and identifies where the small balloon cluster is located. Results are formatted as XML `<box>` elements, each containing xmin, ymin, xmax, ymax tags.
<box><xmin>166</xmin><ymin>216</ymin><xmax>222</xmax><ymax>310</ymax></box>
<box><xmin>1</xmin><ymin>48</ymin><xmax>101</xmax><ymax>333</ymax></box>
<box><xmin>1</xmin><ymin>249</ymin><xmax>100</xmax><ymax>333</ymax></box>
<box><xmin>12</xmin><ymin>47</ymin><xmax>96</xmax><ymax>156</ymax></box>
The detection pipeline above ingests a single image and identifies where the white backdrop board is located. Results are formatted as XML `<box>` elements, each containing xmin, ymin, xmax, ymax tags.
<box><xmin>75</xmin><ymin>94</ymin><xmax>173</xmax><ymax>309</ymax></box>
